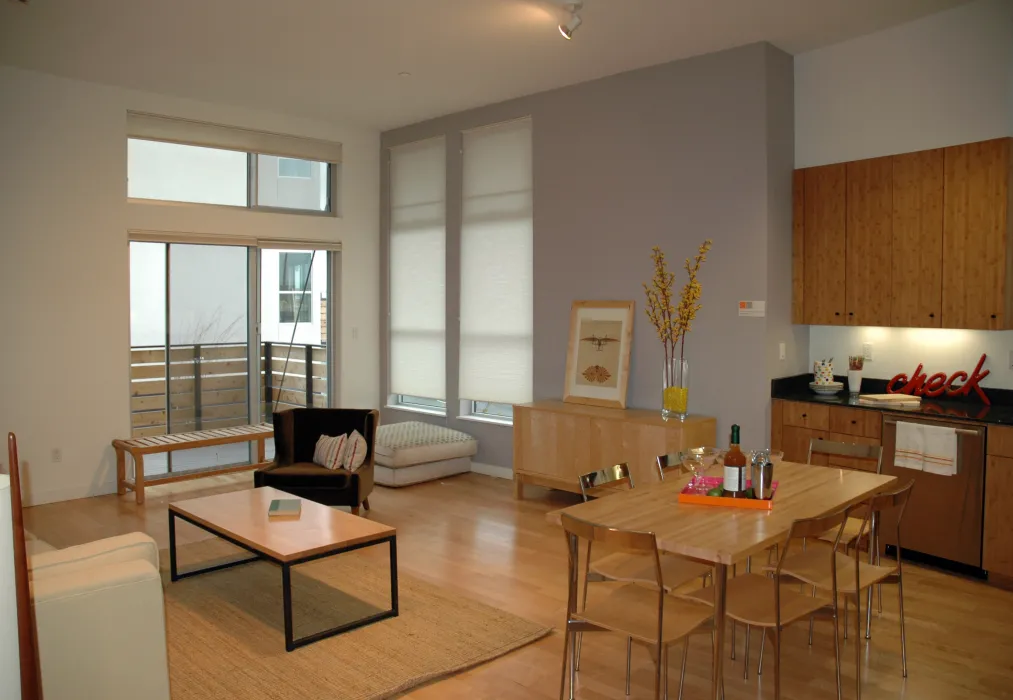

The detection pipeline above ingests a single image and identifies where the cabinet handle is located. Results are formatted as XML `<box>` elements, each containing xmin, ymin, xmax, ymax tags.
<box><xmin>851</xmin><ymin>420</ymin><xmax>857</xmax><ymax>424</ymax></box>
<box><xmin>991</xmin><ymin>314</ymin><xmax>998</xmax><ymax>319</ymax></box>
<box><xmin>929</xmin><ymin>313</ymin><xmax>935</xmax><ymax>318</ymax></box>
<box><xmin>848</xmin><ymin>312</ymin><xmax>854</xmax><ymax>316</ymax></box>
<box><xmin>834</xmin><ymin>312</ymin><xmax>841</xmax><ymax>316</ymax></box>
<box><xmin>801</xmin><ymin>413</ymin><xmax>807</xmax><ymax>418</ymax></box>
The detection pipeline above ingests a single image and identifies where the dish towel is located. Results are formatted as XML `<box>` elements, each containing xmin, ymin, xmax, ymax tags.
<box><xmin>895</xmin><ymin>421</ymin><xmax>958</xmax><ymax>476</ymax></box>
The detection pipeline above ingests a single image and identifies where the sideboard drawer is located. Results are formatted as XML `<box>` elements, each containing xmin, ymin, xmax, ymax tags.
<box><xmin>829</xmin><ymin>406</ymin><xmax>882</xmax><ymax>439</ymax></box>
<box><xmin>782</xmin><ymin>401</ymin><xmax>829</xmax><ymax>431</ymax></box>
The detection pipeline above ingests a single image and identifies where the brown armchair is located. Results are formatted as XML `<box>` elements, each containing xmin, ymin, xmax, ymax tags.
<box><xmin>254</xmin><ymin>408</ymin><xmax>378</xmax><ymax>515</ymax></box>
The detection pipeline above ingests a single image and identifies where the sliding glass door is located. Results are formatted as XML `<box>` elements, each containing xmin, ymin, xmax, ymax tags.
<box><xmin>128</xmin><ymin>240</ymin><xmax>336</xmax><ymax>477</ymax></box>
<box><xmin>259</xmin><ymin>248</ymin><xmax>331</xmax><ymax>424</ymax></box>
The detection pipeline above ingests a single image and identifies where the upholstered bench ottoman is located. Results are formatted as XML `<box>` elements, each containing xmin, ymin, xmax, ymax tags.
<box><xmin>374</xmin><ymin>421</ymin><xmax>478</xmax><ymax>487</ymax></box>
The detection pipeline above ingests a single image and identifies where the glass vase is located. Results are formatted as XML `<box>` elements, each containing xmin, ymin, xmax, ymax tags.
<box><xmin>662</xmin><ymin>358</ymin><xmax>689</xmax><ymax>422</ymax></box>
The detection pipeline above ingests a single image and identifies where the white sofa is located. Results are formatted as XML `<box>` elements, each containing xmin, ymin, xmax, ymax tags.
<box><xmin>27</xmin><ymin>532</ymin><xmax>172</xmax><ymax>700</ymax></box>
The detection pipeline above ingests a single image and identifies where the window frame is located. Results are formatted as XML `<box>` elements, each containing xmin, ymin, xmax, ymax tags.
<box><xmin>127</xmin><ymin>137</ymin><xmax>338</xmax><ymax>217</ymax></box>
<box><xmin>391</xmin><ymin>394</ymin><xmax>447</xmax><ymax>416</ymax></box>
<box><xmin>464</xmin><ymin>400</ymin><xmax>514</xmax><ymax>424</ymax></box>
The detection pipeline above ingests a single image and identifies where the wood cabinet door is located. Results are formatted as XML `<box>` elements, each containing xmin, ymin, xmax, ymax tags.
<box><xmin>781</xmin><ymin>401</ymin><xmax>829</xmax><ymax>431</ymax></box>
<box><xmin>942</xmin><ymin>139</ymin><xmax>1011</xmax><ymax>330</ymax></box>
<box><xmin>984</xmin><ymin>456</ymin><xmax>1013</xmax><ymax>577</ymax></box>
<box><xmin>521</xmin><ymin>410</ymin><xmax>591</xmax><ymax>482</ymax></box>
<box><xmin>828</xmin><ymin>406</ymin><xmax>882</xmax><ymax>439</ymax></box>
<box><xmin>803</xmin><ymin>164</ymin><xmax>847</xmax><ymax>325</ymax></box>
<box><xmin>771</xmin><ymin>400</ymin><xmax>784</xmax><ymax>452</ymax></box>
<box><xmin>792</xmin><ymin>171</ymin><xmax>805</xmax><ymax>324</ymax></box>
<box><xmin>845</xmin><ymin>157</ymin><xmax>893</xmax><ymax>326</ymax></box>
<box><xmin>891</xmin><ymin>149</ymin><xmax>944</xmax><ymax>327</ymax></box>
<box><xmin>782</xmin><ymin>426</ymin><xmax>828</xmax><ymax>466</ymax></box>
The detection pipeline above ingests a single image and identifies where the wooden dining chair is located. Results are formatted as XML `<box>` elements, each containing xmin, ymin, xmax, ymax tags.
<box><xmin>559</xmin><ymin>513</ymin><xmax>714</xmax><ymax>700</ymax></box>
<box><xmin>808</xmin><ymin>439</ymin><xmax>884</xmax><ymax>553</ymax></box>
<box><xmin>574</xmin><ymin>464</ymin><xmax>711</xmax><ymax>692</ymax></box>
<box><xmin>691</xmin><ymin>506</ymin><xmax>850</xmax><ymax>700</ymax></box>
<box><xmin>777</xmin><ymin>481</ymin><xmax>914</xmax><ymax>699</ymax></box>
<box><xmin>808</xmin><ymin>438</ymin><xmax>886</xmax><ymax>636</ymax></box>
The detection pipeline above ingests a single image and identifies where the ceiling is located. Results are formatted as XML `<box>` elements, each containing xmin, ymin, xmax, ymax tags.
<box><xmin>0</xmin><ymin>0</ymin><xmax>968</xmax><ymax>130</ymax></box>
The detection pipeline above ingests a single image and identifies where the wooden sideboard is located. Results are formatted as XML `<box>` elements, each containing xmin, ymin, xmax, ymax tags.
<box><xmin>512</xmin><ymin>400</ymin><xmax>717</xmax><ymax>498</ymax></box>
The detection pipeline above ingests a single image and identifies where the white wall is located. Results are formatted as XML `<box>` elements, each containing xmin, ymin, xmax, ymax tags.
<box><xmin>795</xmin><ymin>0</ymin><xmax>1013</xmax><ymax>168</ymax></box>
<box><xmin>795</xmin><ymin>0</ymin><xmax>1013</xmax><ymax>388</ymax></box>
<box><xmin>0</xmin><ymin>65</ymin><xmax>380</xmax><ymax>505</ymax></box>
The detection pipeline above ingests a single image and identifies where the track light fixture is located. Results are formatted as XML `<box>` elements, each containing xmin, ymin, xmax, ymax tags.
<box><xmin>558</xmin><ymin>2</ymin><xmax>583</xmax><ymax>40</ymax></box>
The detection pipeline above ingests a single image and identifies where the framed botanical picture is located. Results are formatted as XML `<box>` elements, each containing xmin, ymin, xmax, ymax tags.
<box><xmin>563</xmin><ymin>300</ymin><xmax>635</xmax><ymax>409</ymax></box>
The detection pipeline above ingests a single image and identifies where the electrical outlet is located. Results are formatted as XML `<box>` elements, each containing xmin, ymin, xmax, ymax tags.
<box><xmin>862</xmin><ymin>343</ymin><xmax>873</xmax><ymax>362</ymax></box>
<box><xmin>778</xmin><ymin>342</ymin><xmax>786</xmax><ymax>361</ymax></box>
<box><xmin>1008</xmin><ymin>350</ymin><xmax>1013</xmax><ymax>370</ymax></box>
<box><xmin>51</xmin><ymin>448</ymin><xmax>62</xmax><ymax>463</ymax></box>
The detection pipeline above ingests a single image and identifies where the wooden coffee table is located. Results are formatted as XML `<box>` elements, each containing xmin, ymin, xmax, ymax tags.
<box><xmin>168</xmin><ymin>486</ymin><xmax>397</xmax><ymax>652</ymax></box>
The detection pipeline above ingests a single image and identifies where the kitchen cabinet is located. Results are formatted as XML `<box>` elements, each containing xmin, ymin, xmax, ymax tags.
<box><xmin>781</xmin><ymin>425</ymin><xmax>828</xmax><ymax>465</ymax></box>
<box><xmin>801</xmin><ymin>164</ymin><xmax>847</xmax><ymax>325</ymax></box>
<box><xmin>891</xmin><ymin>149</ymin><xmax>944</xmax><ymax>327</ymax></box>
<box><xmin>781</xmin><ymin>400</ymin><xmax>829</xmax><ymax>431</ymax></box>
<box><xmin>984</xmin><ymin>455</ymin><xmax>1013</xmax><ymax>579</ymax></box>
<box><xmin>942</xmin><ymin>139</ymin><xmax>1011</xmax><ymax>330</ymax></box>
<box><xmin>845</xmin><ymin>157</ymin><xmax>893</xmax><ymax>326</ymax></box>
<box><xmin>828</xmin><ymin>406</ymin><xmax>882</xmax><ymax>439</ymax></box>
<box><xmin>793</xmin><ymin>137</ymin><xmax>1012</xmax><ymax>330</ymax></box>
<box><xmin>985</xmin><ymin>427</ymin><xmax>1013</xmax><ymax>579</ymax></box>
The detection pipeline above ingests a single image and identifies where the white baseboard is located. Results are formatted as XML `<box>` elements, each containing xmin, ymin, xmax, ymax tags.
<box><xmin>470</xmin><ymin>462</ymin><xmax>513</xmax><ymax>480</ymax></box>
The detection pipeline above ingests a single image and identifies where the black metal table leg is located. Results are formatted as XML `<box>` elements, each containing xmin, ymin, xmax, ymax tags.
<box><xmin>283</xmin><ymin>563</ymin><xmax>294</xmax><ymax>652</ymax></box>
<box><xmin>390</xmin><ymin>536</ymin><xmax>399</xmax><ymax>616</ymax></box>
<box><xmin>169</xmin><ymin>510</ymin><xmax>178</xmax><ymax>582</ymax></box>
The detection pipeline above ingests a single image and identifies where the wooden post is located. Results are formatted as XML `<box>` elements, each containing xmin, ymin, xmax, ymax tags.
<box><xmin>305</xmin><ymin>344</ymin><xmax>314</xmax><ymax>407</ymax></box>
<box><xmin>193</xmin><ymin>344</ymin><xmax>202</xmax><ymax>431</ymax></box>
<box><xmin>6</xmin><ymin>433</ymin><xmax>41</xmax><ymax>700</ymax></box>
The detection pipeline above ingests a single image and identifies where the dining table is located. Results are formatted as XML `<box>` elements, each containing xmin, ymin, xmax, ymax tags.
<box><xmin>546</xmin><ymin>460</ymin><xmax>898</xmax><ymax>700</ymax></box>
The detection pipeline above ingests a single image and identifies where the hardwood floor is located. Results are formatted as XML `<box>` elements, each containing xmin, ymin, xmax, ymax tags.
<box><xmin>25</xmin><ymin>473</ymin><xmax>1013</xmax><ymax>699</ymax></box>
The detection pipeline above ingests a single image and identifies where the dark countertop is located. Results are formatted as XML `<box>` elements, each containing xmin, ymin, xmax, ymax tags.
<box><xmin>771</xmin><ymin>375</ymin><xmax>1013</xmax><ymax>426</ymax></box>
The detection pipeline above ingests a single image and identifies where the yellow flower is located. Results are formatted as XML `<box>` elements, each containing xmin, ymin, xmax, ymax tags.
<box><xmin>643</xmin><ymin>239</ymin><xmax>712</xmax><ymax>370</ymax></box>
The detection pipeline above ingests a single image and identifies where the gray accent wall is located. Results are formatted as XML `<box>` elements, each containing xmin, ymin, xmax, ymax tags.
<box><xmin>380</xmin><ymin>42</ymin><xmax>798</xmax><ymax>468</ymax></box>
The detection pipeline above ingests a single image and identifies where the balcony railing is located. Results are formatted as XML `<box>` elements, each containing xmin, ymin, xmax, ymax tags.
<box><xmin>130</xmin><ymin>342</ymin><xmax>328</xmax><ymax>438</ymax></box>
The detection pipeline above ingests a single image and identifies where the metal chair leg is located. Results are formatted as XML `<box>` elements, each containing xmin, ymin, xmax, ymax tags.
<box><xmin>678</xmin><ymin>639</ymin><xmax>689</xmax><ymax>700</ymax></box>
<box><xmin>626</xmin><ymin>636</ymin><xmax>632</xmax><ymax>696</ymax></box>
<box><xmin>570</xmin><ymin>627</ymin><xmax>578</xmax><ymax>700</ymax></box>
<box><xmin>663</xmin><ymin>645</ymin><xmax>669</xmax><ymax>700</ymax></box>
<box><xmin>558</xmin><ymin>622</ymin><xmax>571</xmax><ymax>700</ymax></box>
<box><xmin>576</xmin><ymin>542</ymin><xmax>592</xmax><ymax>671</ymax></box>
<box><xmin>843</xmin><ymin>596</ymin><xmax>849</xmax><ymax>640</ymax></box>
<box><xmin>757</xmin><ymin>627</ymin><xmax>765</xmax><ymax>675</ymax></box>
<box><xmin>654</xmin><ymin>643</ymin><xmax>663</xmax><ymax>700</ymax></box>
<box><xmin>854</xmin><ymin>594</ymin><xmax>862</xmax><ymax>700</ymax></box>
<box><xmin>865</xmin><ymin>585</ymin><xmax>874</xmax><ymax>640</ymax></box>
<box><xmin>898</xmin><ymin>570</ymin><xmax>909</xmax><ymax>678</ymax></box>
<box><xmin>742</xmin><ymin>625</ymin><xmax>751</xmax><ymax>679</ymax></box>
<box><xmin>832</xmin><ymin>600</ymin><xmax>843</xmax><ymax>700</ymax></box>
<box><xmin>808</xmin><ymin>584</ymin><xmax>818</xmax><ymax>645</ymax></box>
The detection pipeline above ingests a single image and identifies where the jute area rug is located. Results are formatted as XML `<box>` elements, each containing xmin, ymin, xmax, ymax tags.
<box><xmin>161</xmin><ymin>539</ymin><xmax>550</xmax><ymax>699</ymax></box>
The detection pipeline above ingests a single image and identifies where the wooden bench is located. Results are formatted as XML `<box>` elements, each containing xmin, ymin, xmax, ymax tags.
<box><xmin>113</xmin><ymin>423</ymin><xmax>274</xmax><ymax>504</ymax></box>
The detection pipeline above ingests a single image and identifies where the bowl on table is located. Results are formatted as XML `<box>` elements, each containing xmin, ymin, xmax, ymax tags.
<box><xmin>809</xmin><ymin>381</ymin><xmax>843</xmax><ymax>396</ymax></box>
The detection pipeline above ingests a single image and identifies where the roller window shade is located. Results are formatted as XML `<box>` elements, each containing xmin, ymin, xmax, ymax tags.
<box><xmin>389</xmin><ymin>137</ymin><xmax>447</xmax><ymax>400</ymax></box>
<box><xmin>459</xmin><ymin>119</ymin><xmax>533</xmax><ymax>406</ymax></box>
<box><xmin>127</xmin><ymin>111</ymin><xmax>342</xmax><ymax>163</ymax></box>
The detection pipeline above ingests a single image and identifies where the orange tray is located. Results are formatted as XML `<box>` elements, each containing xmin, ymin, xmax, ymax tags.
<box><xmin>677</xmin><ymin>477</ymin><xmax>778</xmax><ymax>510</ymax></box>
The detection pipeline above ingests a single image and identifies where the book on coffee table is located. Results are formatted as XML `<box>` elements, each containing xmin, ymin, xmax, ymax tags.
<box><xmin>268</xmin><ymin>498</ymin><xmax>302</xmax><ymax>519</ymax></box>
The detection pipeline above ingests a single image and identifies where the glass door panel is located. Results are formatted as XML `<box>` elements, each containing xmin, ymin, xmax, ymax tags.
<box><xmin>260</xmin><ymin>249</ymin><xmax>331</xmax><ymax>430</ymax></box>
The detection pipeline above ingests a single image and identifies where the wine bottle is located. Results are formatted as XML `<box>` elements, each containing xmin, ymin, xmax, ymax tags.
<box><xmin>722</xmin><ymin>424</ymin><xmax>747</xmax><ymax>498</ymax></box>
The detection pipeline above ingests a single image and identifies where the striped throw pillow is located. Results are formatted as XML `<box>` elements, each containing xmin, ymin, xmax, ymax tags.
<box><xmin>313</xmin><ymin>434</ymin><xmax>348</xmax><ymax>470</ymax></box>
<box><xmin>342</xmin><ymin>429</ymin><xmax>369</xmax><ymax>472</ymax></box>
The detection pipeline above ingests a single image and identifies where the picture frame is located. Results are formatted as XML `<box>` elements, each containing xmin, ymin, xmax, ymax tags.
<box><xmin>563</xmin><ymin>300</ymin><xmax>635</xmax><ymax>409</ymax></box>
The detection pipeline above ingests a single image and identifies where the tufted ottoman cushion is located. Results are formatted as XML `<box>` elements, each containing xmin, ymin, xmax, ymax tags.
<box><xmin>373</xmin><ymin>421</ymin><xmax>478</xmax><ymax>486</ymax></box>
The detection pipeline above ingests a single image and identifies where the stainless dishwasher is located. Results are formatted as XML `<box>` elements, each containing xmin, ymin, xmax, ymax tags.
<box><xmin>880</xmin><ymin>415</ymin><xmax>986</xmax><ymax>569</ymax></box>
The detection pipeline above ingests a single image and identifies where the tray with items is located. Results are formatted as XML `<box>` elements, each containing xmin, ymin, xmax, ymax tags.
<box><xmin>677</xmin><ymin>476</ymin><xmax>778</xmax><ymax>510</ymax></box>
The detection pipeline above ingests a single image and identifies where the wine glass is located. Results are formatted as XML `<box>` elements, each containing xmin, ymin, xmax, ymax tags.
<box><xmin>681</xmin><ymin>447</ymin><xmax>724</xmax><ymax>494</ymax></box>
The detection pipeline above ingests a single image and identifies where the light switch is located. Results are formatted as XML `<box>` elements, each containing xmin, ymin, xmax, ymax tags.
<box><xmin>778</xmin><ymin>342</ymin><xmax>786</xmax><ymax>361</ymax></box>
